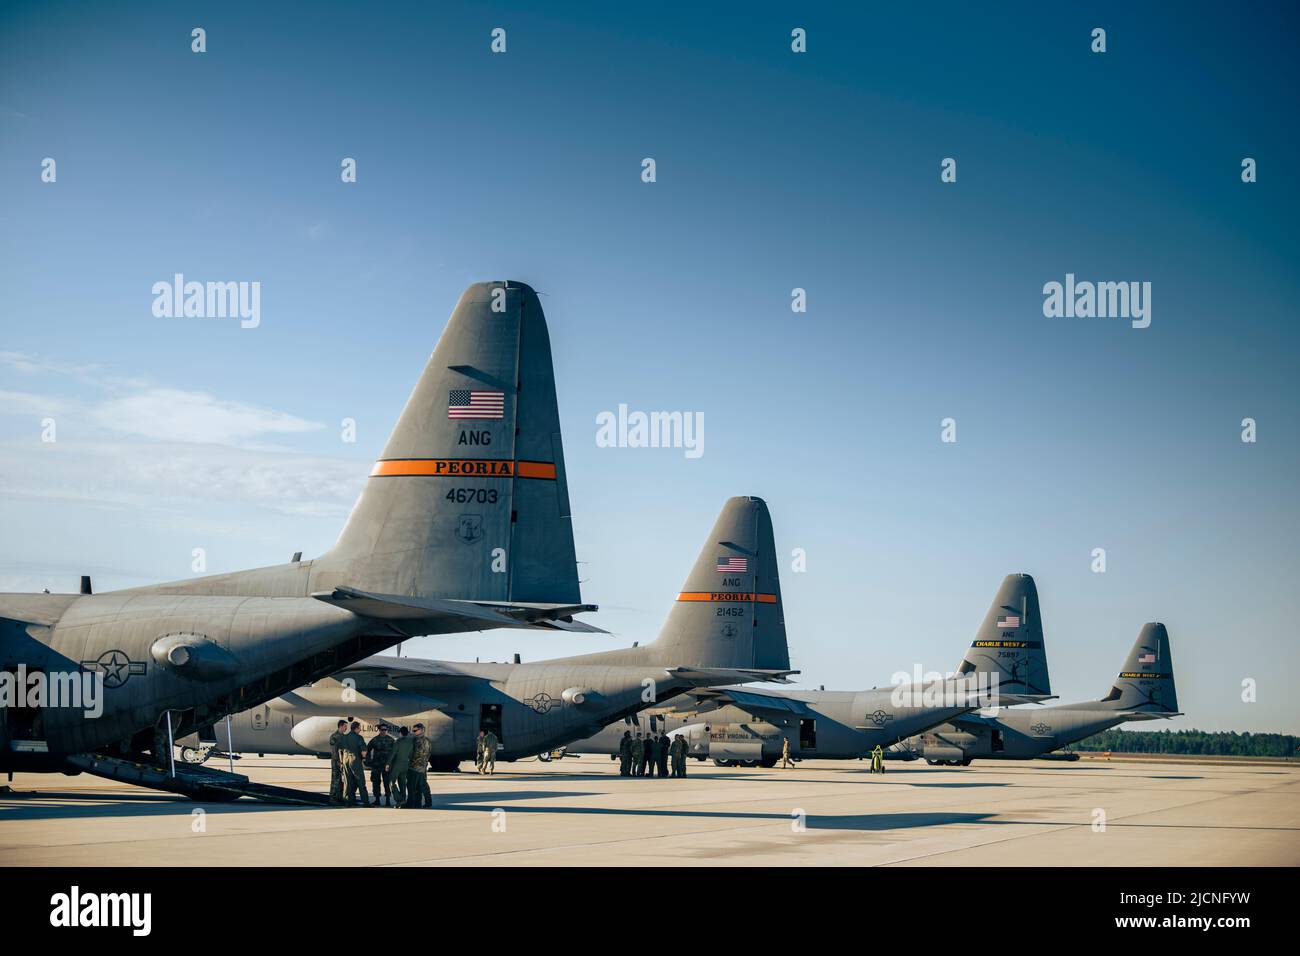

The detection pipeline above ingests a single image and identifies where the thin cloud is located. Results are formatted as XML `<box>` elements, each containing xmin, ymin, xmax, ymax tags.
<box><xmin>92</xmin><ymin>388</ymin><xmax>325</xmax><ymax>445</ymax></box>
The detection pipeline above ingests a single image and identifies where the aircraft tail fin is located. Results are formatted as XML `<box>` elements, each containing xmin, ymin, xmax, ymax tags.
<box><xmin>312</xmin><ymin>281</ymin><xmax>581</xmax><ymax>604</ymax></box>
<box><xmin>640</xmin><ymin>496</ymin><xmax>790</xmax><ymax>670</ymax></box>
<box><xmin>1097</xmin><ymin>623</ymin><xmax>1179</xmax><ymax>713</ymax></box>
<box><xmin>955</xmin><ymin>573</ymin><xmax>1052</xmax><ymax>700</ymax></box>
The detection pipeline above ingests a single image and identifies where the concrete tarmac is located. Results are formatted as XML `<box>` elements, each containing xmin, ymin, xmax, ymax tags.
<box><xmin>2</xmin><ymin>755</ymin><xmax>1297</xmax><ymax>866</ymax></box>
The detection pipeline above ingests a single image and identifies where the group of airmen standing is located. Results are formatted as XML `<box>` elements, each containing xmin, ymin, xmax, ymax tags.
<box><xmin>326</xmin><ymin>721</ymin><xmax>504</xmax><ymax>806</ymax></box>
<box><xmin>618</xmin><ymin>730</ymin><xmax>689</xmax><ymax>777</ymax></box>
<box><xmin>326</xmin><ymin>722</ymin><xmax>878</xmax><ymax>802</ymax></box>
<box><xmin>327</xmin><ymin>720</ymin><xmax>432</xmax><ymax>808</ymax></box>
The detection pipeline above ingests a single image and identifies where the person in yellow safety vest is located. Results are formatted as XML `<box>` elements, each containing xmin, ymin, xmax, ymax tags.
<box><xmin>871</xmin><ymin>744</ymin><xmax>884</xmax><ymax>774</ymax></box>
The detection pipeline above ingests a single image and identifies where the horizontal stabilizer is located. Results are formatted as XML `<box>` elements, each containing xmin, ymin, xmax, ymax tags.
<box><xmin>674</xmin><ymin>686</ymin><xmax>813</xmax><ymax>720</ymax></box>
<box><xmin>666</xmin><ymin>666</ymin><xmax>797</xmax><ymax>686</ymax></box>
<box><xmin>997</xmin><ymin>693</ymin><xmax>1056</xmax><ymax>706</ymax></box>
<box><xmin>1113</xmin><ymin>709</ymin><xmax>1183</xmax><ymax>721</ymax></box>
<box><xmin>311</xmin><ymin>587</ymin><xmax>604</xmax><ymax>633</ymax></box>
<box><xmin>333</xmin><ymin>655</ymin><xmax>477</xmax><ymax>681</ymax></box>
<box><xmin>469</xmin><ymin>600</ymin><xmax>606</xmax><ymax>632</ymax></box>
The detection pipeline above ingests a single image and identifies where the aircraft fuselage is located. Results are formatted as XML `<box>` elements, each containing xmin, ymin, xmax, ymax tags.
<box><xmin>212</xmin><ymin>661</ymin><xmax>730</xmax><ymax>768</ymax></box>
<box><xmin>0</xmin><ymin>590</ymin><xmax>387</xmax><ymax>768</ymax></box>
<box><xmin>567</xmin><ymin>687</ymin><xmax>978</xmax><ymax>764</ymax></box>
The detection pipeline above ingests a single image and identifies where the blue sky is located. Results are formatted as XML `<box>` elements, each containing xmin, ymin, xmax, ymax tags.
<box><xmin>1</xmin><ymin>1</ymin><xmax>1297</xmax><ymax>733</ymax></box>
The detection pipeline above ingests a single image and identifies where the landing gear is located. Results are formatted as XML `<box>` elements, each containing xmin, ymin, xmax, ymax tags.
<box><xmin>758</xmin><ymin>755</ymin><xmax>779</xmax><ymax>769</ymax></box>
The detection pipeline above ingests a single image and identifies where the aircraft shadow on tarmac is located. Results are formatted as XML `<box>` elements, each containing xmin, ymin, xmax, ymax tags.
<box><xmin>904</xmin><ymin>782</ymin><xmax>1011</xmax><ymax>788</ymax></box>
<box><xmin>0</xmin><ymin>788</ymin><xmax>598</xmax><ymax>822</ymax></box>
<box><xmin>431</xmin><ymin>800</ymin><xmax>1001</xmax><ymax>831</ymax></box>
<box><xmin>0</xmin><ymin>791</ymin><xmax>302</xmax><ymax>822</ymax></box>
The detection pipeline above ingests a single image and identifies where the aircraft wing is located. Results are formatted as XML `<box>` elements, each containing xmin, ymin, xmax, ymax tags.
<box><xmin>311</xmin><ymin>587</ymin><xmax>606</xmax><ymax>634</ymax></box>
<box><xmin>0</xmin><ymin>592</ymin><xmax>78</xmax><ymax>628</ymax></box>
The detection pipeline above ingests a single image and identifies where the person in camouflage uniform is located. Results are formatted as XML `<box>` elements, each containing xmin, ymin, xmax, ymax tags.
<box><xmin>385</xmin><ymin>725</ymin><xmax>413</xmax><ymax>808</ymax></box>
<box><xmin>366</xmin><ymin>723</ymin><xmax>396</xmax><ymax>806</ymax></box>
<box><xmin>618</xmin><ymin>731</ymin><xmax>632</xmax><ymax>776</ymax></box>
<box><xmin>630</xmin><ymin>733</ymin><xmax>644</xmax><ymax>777</ymax></box>
<box><xmin>669</xmin><ymin>734</ymin><xmax>686</xmax><ymax>777</ymax></box>
<box><xmin>480</xmin><ymin>730</ymin><xmax>499</xmax><ymax>775</ymax></box>
<box><xmin>405</xmin><ymin>722</ymin><xmax>433</xmax><ymax>809</ymax></box>
<box><xmin>327</xmin><ymin>719</ymin><xmax>348</xmax><ymax>805</ymax></box>
<box><xmin>656</xmin><ymin>733</ymin><xmax>671</xmax><ymax>778</ymax></box>
<box><xmin>340</xmin><ymin>720</ymin><xmax>371</xmax><ymax>806</ymax></box>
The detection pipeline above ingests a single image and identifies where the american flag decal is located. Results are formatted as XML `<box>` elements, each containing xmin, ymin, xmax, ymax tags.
<box><xmin>1137</xmin><ymin>652</ymin><xmax>1156</xmax><ymax>664</ymax></box>
<box><xmin>448</xmin><ymin>389</ymin><xmax>505</xmax><ymax>420</ymax></box>
<box><xmin>716</xmin><ymin>557</ymin><xmax>749</xmax><ymax>573</ymax></box>
<box><xmin>997</xmin><ymin>614</ymin><xmax>1020</xmax><ymax>629</ymax></box>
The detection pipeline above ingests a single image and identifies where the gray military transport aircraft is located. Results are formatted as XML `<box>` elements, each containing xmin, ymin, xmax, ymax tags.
<box><xmin>567</xmin><ymin>574</ymin><xmax>1056</xmax><ymax>768</ymax></box>
<box><xmin>193</xmin><ymin>496</ymin><xmax>796</xmax><ymax>770</ymax></box>
<box><xmin>0</xmin><ymin>280</ymin><xmax>600</xmax><ymax>800</ymax></box>
<box><xmin>892</xmin><ymin>623</ymin><xmax>1181</xmax><ymax>764</ymax></box>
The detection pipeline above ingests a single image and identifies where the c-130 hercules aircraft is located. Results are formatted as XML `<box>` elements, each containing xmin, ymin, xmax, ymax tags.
<box><xmin>567</xmin><ymin>573</ymin><xmax>1056</xmax><ymax>767</ymax></box>
<box><xmin>196</xmin><ymin>496</ymin><xmax>796</xmax><ymax>770</ymax></box>
<box><xmin>0</xmin><ymin>281</ymin><xmax>599</xmax><ymax>796</ymax></box>
<box><xmin>893</xmin><ymin>623</ymin><xmax>1181</xmax><ymax>764</ymax></box>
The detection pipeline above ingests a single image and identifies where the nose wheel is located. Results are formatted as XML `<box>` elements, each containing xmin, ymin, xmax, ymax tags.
<box><xmin>180</xmin><ymin>746</ymin><xmax>211</xmax><ymax>765</ymax></box>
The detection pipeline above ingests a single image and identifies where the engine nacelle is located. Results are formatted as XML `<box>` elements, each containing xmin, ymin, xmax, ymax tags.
<box><xmin>562</xmin><ymin>686</ymin><xmax>599</xmax><ymax>706</ymax></box>
<box><xmin>268</xmin><ymin>686</ymin><xmax>440</xmax><ymax>717</ymax></box>
<box><xmin>150</xmin><ymin>633</ymin><xmax>240</xmax><ymax>681</ymax></box>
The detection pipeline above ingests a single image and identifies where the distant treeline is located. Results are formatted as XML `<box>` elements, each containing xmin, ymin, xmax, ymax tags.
<box><xmin>1071</xmin><ymin>728</ymin><xmax>1299</xmax><ymax>757</ymax></box>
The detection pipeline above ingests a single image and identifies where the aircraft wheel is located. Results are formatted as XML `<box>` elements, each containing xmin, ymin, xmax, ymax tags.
<box><xmin>712</xmin><ymin>759</ymin><xmax>734</xmax><ymax>768</ymax></box>
<box><xmin>926</xmin><ymin>759</ymin><xmax>938</xmax><ymax>766</ymax></box>
<box><xmin>180</xmin><ymin>746</ymin><xmax>208</xmax><ymax>765</ymax></box>
<box><xmin>538</xmin><ymin>751</ymin><xmax>551</xmax><ymax>762</ymax></box>
<box><xmin>960</xmin><ymin>759</ymin><xmax>972</xmax><ymax>766</ymax></box>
